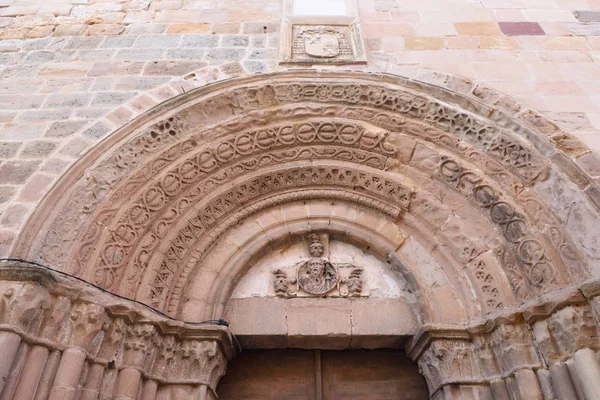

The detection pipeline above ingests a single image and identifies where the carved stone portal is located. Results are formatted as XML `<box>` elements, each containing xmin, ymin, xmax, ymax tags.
<box><xmin>272</xmin><ymin>233</ymin><xmax>365</xmax><ymax>298</ymax></box>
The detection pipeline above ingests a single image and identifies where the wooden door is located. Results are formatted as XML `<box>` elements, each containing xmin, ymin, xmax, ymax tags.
<box><xmin>217</xmin><ymin>349</ymin><xmax>429</xmax><ymax>400</ymax></box>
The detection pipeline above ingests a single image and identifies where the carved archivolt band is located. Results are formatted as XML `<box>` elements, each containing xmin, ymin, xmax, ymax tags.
<box><xmin>12</xmin><ymin>71</ymin><xmax>599</xmax><ymax>325</ymax></box>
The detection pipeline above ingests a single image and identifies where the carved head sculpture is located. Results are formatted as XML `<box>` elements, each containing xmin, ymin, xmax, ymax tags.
<box><xmin>347</xmin><ymin>268</ymin><xmax>363</xmax><ymax>296</ymax></box>
<box><xmin>308</xmin><ymin>258</ymin><xmax>326</xmax><ymax>280</ymax></box>
<box><xmin>272</xmin><ymin>269</ymin><xmax>289</xmax><ymax>295</ymax></box>
<box><xmin>307</xmin><ymin>234</ymin><xmax>324</xmax><ymax>258</ymax></box>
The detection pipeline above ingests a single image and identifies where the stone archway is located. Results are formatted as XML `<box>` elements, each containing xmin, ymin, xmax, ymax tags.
<box><xmin>1</xmin><ymin>70</ymin><xmax>600</xmax><ymax>399</ymax></box>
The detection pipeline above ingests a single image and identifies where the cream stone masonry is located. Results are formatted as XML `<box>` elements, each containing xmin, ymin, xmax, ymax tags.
<box><xmin>2</xmin><ymin>0</ymin><xmax>600</xmax><ymax>256</ymax></box>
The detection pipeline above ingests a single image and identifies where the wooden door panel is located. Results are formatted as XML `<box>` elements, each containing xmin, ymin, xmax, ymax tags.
<box><xmin>217</xmin><ymin>349</ymin><xmax>316</xmax><ymax>400</ymax></box>
<box><xmin>216</xmin><ymin>349</ymin><xmax>428</xmax><ymax>400</ymax></box>
<box><xmin>321</xmin><ymin>350</ymin><xmax>429</xmax><ymax>400</ymax></box>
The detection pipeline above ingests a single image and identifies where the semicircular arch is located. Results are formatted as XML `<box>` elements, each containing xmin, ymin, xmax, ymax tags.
<box><xmin>13</xmin><ymin>70</ymin><xmax>600</xmax><ymax>330</ymax></box>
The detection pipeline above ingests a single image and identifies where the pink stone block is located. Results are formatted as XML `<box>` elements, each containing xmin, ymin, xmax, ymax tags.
<box><xmin>499</xmin><ymin>21</ymin><xmax>545</xmax><ymax>36</ymax></box>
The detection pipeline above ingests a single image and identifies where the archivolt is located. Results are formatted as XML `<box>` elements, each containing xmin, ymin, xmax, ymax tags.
<box><xmin>13</xmin><ymin>71</ymin><xmax>600</xmax><ymax>326</ymax></box>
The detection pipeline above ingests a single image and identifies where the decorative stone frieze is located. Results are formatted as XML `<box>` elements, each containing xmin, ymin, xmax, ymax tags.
<box><xmin>0</xmin><ymin>261</ymin><xmax>234</xmax><ymax>400</ymax></box>
<box><xmin>408</xmin><ymin>289</ymin><xmax>600</xmax><ymax>400</ymax></box>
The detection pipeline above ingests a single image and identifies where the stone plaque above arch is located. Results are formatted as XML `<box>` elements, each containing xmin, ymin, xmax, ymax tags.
<box><xmin>279</xmin><ymin>0</ymin><xmax>367</xmax><ymax>64</ymax></box>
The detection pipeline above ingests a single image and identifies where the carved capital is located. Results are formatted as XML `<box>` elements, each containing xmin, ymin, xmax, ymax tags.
<box><xmin>0</xmin><ymin>282</ymin><xmax>50</xmax><ymax>334</ymax></box>
<box><xmin>489</xmin><ymin>323</ymin><xmax>540</xmax><ymax>372</ymax></box>
<box><xmin>173</xmin><ymin>340</ymin><xmax>227</xmax><ymax>388</ymax></box>
<box><xmin>417</xmin><ymin>339</ymin><xmax>480</xmax><ymax>394</ymax></box>
<box><xmin>123</xmin><ymin>323</ymin><xmax>156</xmax><ymax>367</ymax></box>
<box><xmin>533</xmin><ymin>305</ymin><xmax>599</xmax><ymax>364</ymax></box>
<box><xmin>98</xmin><ymin>318</ymin><xmax>125</xmax><ymax>361</ymax></box>
<box><xmin>152</xmin><ymin>334</ymin><xmax>177</xmax><ymax>378</ymax></box>
<box><xmin>41</xmin><ymin>296</ymin><xmax>71</xmax><ymax>342</ymax></box>
<box><xmin>69</xmin><ymin>302</ymin><xmax>107</xmax><ymax>350</ymax></box>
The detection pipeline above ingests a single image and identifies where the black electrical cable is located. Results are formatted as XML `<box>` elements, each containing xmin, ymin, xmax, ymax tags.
<box><xmin>0</xmin><ymin>257</ymin><xmax>242</xmax><ymax>353</ymax></box>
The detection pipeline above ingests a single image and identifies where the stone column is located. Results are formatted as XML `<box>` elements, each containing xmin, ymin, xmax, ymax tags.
<box><xmin>140</xmin><ymin>379</ymin><xmax>158</xmax><ymax>400</ymax></box>
<box><xmin>114</xmin><ymin>368</ymin><xmax>142</xmax><ymax>400</ymax></box>
<box><xmin>0</xmin><ymin>282</ymin><xmax>50</xmax><ymax>397</ymax></box>
<box><xmin>47</xmin><ymin>347</ymin><xmax>88</xmax><ymax>400</ymax></box>
<box><xmin>0</xmin><ymin>332</ymin><xmax>21</xmax><ymax>394</ymax></box>
<box><xmin>81</xmin><ymin>319</ymin><xmax>124</xmax><ymax>400</ymax></box>
<box><xmin>12</xmin><ymin>345</ymin><xmax>50</xmax><ymax>400</ymax></box>
<box><xmin>514</xmin><ymin>369</ymin><xmax>543</xmax><ymax>400</ymax></box>
<box><xmin>34</xmin><ymin>350</ymin><xmax>62</xmax><ymax>400</ymax></box>
<box><xmin>489</xmin><ymin>379</ymin><xmax>511</xmax><ymax>400</ymax></box>
<box><xmin>549</xmin><ymin>362</ymin><xmax>579</xmax><ymax>400</ymax></box>
<box><xmin>113</xmin><ymin>324</ymin><xmax>156</xmax><ymax>400</ymax></box>
<box><xmin>572</xmin><ymin>348</ymin><xmax>600</xmax><ymax>399</ymax></box>
<box><xmin>489</xmin><ymin>324</ymin><xmax>543</xmax><ymax>400</ymax></box>
<box><xmin>48</xmin><ymin>303</ymin><xmax>107</xmax><ymax>400</ymax></box>
<box><xmin>13</xmin><ymin>296</ymin><xmax>72</xmax><ymax>400</ymax></box>
<box><xmin>0</xmin><ymin>341</ymin><xmax>28</xmax><ymax>400</ymax></box>
<box><xmin>80</xmin><ymin>363</ymin><xmax>107</xmax><ymax>400</ymax></box>
<box><xmin>536</xmin><ymin>369</ymin><xmax>556</xmax><ymax>400</ymax></box>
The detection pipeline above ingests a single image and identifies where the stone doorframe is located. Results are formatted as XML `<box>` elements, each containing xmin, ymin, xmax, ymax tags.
<box><xmin>5</xmin><ymin>70</ymin><xmax>600</xmax><ymax>399</ymax></box>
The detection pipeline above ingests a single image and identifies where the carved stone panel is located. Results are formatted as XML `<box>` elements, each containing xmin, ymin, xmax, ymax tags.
<box><xmin>280</xmin><ymin>22</ymin><xmax>367</xmax><ymax>64</ymax></box>
<box><xmin>271</xmin><ymin>233</ymin><xmax>367</xmax><ymax>298</ymax></box>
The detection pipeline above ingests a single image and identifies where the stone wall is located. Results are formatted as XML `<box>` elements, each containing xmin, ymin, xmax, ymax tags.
<box><xmin>2</xmin><ymin>0</ymin><xmax>600</xmax><ymax>257</ymax></box>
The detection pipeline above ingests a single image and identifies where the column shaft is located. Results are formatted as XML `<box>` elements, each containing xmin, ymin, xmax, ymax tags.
<box><xmin>550</xmin><ymin>362</ymin><xmax>579</xmax><ymax>400</ymax></box>
<box><xmin>13</xmin><ymin>345</ymin><xmax>49</xmax><ymax>400</ymax></box>
<box><xmin>113</xmin><ymin>368</ymin><xmax>141</xmax><ymax>400</ymax></box>
<box><xmin>80</xmin><ymin>363</ymin><xmax>106</xmax><ymax>400</ymax></box>
<box><xmin>48</xmin><ymin>347</ymin><xmax>87</xmax><ymax>400</ymax></box>
<box><xmin>34</xmin><ymin>350</ymin><xmax>61</xmax><ymax>400</ymax></box>
<box><xmin>573</xmin><ymin>348</ymin><xmax>600</xmax><ymax>399</ymax></box>
<box><xmin>514</xmin><ymin>369</ymin><xmax>543</xmax><ymax>400</ymax></box>
<box><xmin>140</xmin><ymin>380</ymin><xmax>157</xmax><ymax>400</ymax></box>
<box><xmin>0</xmin><ymin>332</ymin><xmax>21</xmax><ymax>395</ymax></box>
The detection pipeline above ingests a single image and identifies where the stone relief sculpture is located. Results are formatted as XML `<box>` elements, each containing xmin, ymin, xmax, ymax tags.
<box><xmin>298</xmin><ymin>234</ymin><xmax>339</xmax><ymax>295</ymax></box>
<box><xmin>272</xmin><ymin>234</ymin><xmax>365</xmax><ymax>298</ymax></box>
<box><xmin>280</xmin><ymin>22</ymin><xmax>367</xmax><ymax>64</ymax></box>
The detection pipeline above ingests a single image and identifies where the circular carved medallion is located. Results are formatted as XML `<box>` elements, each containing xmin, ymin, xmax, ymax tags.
<box><xmin>298</xmin><ymin>258</ymin><xmax>338</xmax><ymax>295</ymax></box>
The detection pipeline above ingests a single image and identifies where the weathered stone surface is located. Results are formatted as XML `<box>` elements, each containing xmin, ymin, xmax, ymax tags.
<box><xmin>0</xmin><ymin>160</ymin><xmax>40</xmax><ymax>184</ymax></box>
<box><xmin>567</xmin><ymin>23</ymin><xmax>600</xmax><ymax>36</ymax></box>
<box><xmin>44</xmin><ymin>121</ymin><xmax>88</xmax><ymax>138</ymax></box>
<box><xmin>143</xmin><ymin>60</ymin><xmax>207</xmax><ymax>75</ymax></box>
<box><xmin>287</xmin><ymin>298</ymin><xmax>352</xmax><ymax>349</ymax></box>
<box><xmin>534</xmin><ymin>169</ymin><xmax>600</xmax><ymax>274</ymax></box>
<box><xmin>19</xmin><ymin>141</ymin><xmax>57</xmax><ymax>158</ymax></box>
<box><xmin>499</xmin><ymin>22</ymin><xmax>545</xmax><ymax>36</ymax></box>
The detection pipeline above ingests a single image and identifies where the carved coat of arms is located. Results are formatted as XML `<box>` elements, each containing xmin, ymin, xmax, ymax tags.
<box><xmin>303</xmin><ymin>31</ymin><xmax>340</xmax><ymax>58</ymax></box>
<box><xmin>272</xmin><ymin>234</ymin><xmax>365</xmax><ymax>298</ymax></box>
